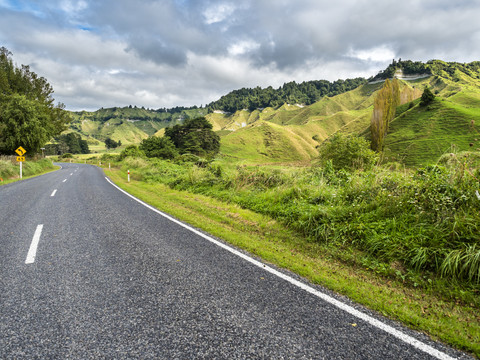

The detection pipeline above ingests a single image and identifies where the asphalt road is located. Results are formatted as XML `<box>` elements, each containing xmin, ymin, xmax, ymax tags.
<box><xmin>0</xmin><ymin>163</ymin><xmax>472</xmax><ymax>359</ymax></box>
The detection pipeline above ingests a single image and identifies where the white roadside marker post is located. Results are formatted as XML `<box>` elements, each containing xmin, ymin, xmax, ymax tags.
<box><xmin>128</xmin><ymin>169</ymin><xmax>130</xmax><ymax>182</ymax></box>
<box><xmin>109</xmin><ymin>163</ymin><xmax>111</xmax><ymax>170</ymax></box>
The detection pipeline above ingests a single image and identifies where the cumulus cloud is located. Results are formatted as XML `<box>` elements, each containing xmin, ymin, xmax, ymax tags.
<box><xmin>0</xmin><ymin>0</ymin><xmax>479</xmax><ymax>111</ymax></box>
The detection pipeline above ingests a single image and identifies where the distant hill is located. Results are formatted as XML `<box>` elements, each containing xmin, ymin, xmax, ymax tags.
<box><xmin>68</xmin><ymin>106</ymin><xmax>208</xmax><ymax>150</ymax></box>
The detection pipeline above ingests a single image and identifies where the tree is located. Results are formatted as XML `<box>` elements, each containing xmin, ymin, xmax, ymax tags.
<box><xmin>371</xmin><ymin>79</ymin><xmax>400</xmax><ymax>152</ymax></box>
<box><xmin>164</xmin><ymin>117</ymin><xmax>220</xmax><ymax>157</ymax></box>
<box><xmin>420</xmin><ymin>86</ymin><xmax>435</xmax><ymax>106</ymax></box>
<box><xmin>0</xmin><ymin>94</ymin><xmax>50</xmax><ymax>154</ymax></box>
<box><xmin>139</xmin><ymin>136</ymin><xmax>178</xmax><ymax>159</ymax></box>
<box><xmin>0</xmin><ymin>47</ymin><xmax>70</xmax><ymax>154</ymax></box>
<box><xmin>105</xmin><ymin>137</ymin><xmax>121</xmax><ymax>149</ymax></box>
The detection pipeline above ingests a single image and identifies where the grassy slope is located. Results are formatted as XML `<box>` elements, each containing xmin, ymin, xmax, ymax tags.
<box><xmin>211</xmin><ymin>83</ymin><xmax>383</xmax><ymax>164</ymax></box>
<box><xmin>219</xmin><ymin>121</ymin><xmax>314</xmax><ymax>163</ymax></box>
<box><xmin>383</xmin><ymin>76</ymin><xmax>480</xmax><ymax>166</ymax></box>
<box><xmin>69</xmin><ymin>107</ymin><xmax>207</xmax><ymax>148</ymax></box>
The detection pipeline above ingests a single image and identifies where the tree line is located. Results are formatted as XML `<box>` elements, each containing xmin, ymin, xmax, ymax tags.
<box><xmin>0</xmin><ymin>47</ymin><xmax>70</xmax><ymax>155</ymax></box>
<box><xmin>206</xmin><ymin>78</ymin><xmax>367</xmax><ymax>113</ymax></box>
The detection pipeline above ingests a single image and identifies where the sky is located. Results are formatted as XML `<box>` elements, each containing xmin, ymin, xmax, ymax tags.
<box><xmin>1</xmin><ymin>0</ymin><xmax>480</xmax><ymax>111</ymax></box>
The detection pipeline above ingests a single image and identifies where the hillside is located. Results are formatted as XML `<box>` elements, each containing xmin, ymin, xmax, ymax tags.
<box><xmin>211</xmin><ymin>82</ymin><xmax>383</xmax><ymax>163</ymax></box>
<box><xmin>381</xmin><ymin>62</ymin><xmax>480</xmax><ymax>166</ymax></box>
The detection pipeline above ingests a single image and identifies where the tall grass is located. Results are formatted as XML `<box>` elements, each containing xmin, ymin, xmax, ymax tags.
<box><xmin>115</xmin><ymin>154</ymin><xmax>480</xmax><ymax>290</ymax></box>
<box><xmin>0</xmin><ymin>157</ymin><xmax>56</xmax><ymax>182</ymax></box>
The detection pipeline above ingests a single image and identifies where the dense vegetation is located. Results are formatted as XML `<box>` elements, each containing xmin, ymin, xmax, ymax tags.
<box><xmin>206</xmin><ymin>78</ymin><xmax>367</xmax><ymax>113</ymax></box>
<box><xmin>139</xmin><ymin>136</ymin><xmax>178</xmax><ymax>159</ymax></box>
<box><xmin>371</xmin><ymin>58</ymin><xmax>480</xmax><ymax>82</ymax></box>
<box><xmin>0</xmin><ymin>47</ymin><xmax>70</xmax><ymax>155</ymax></box>
<box><xmin>105</xmin><ymin>137</ymin><xmax>121</xmax><ymax>149</ymax></box>
<box><xmin>371</xmin><ymin>59</ymin><xmax>430</xmax><ymax>80</ymax></box>
<box><xmin>164</xmin><ymin>117</ymin><xmax>220</xmax><ymax>157</ymax></box>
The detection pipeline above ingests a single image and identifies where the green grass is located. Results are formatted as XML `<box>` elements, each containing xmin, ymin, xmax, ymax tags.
<box><xmin>219</xmin><ymin>121</ymin><xmax>317</xmax><ymax>164</ymax></box>
<box><xmin>0</xmin><ymin>157</ymin><xmax>58</xmax><ymax>185</ymax></box>
<box><xmin>101</xmin><ymin>160</ymin><xmax>480</xmax><ymax>357</ymax></box>
<box><xmin>383</xmin><ymin>97</ymin><xmax>480</xmax><ymax>166</ymax></box>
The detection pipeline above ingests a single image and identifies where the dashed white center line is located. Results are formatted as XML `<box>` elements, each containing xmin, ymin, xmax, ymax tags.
<box><xmin>51</xmin><ymin>189</ymin><xmax>57</xmax><ymax>197</ymax></box>
<box><xmin>63</xmin><ymin>179</ymin><xmax>67</xmax><ymax>183</ymax></box>
<box><xmin>70</xmin><ymin>173</ymin><xmax>73</xmax><ymax>176</ymax></box>
<box><xmin>25</xmin><ymin>225</ymin><xmax>44</xmax><ymax>264</ymax></box>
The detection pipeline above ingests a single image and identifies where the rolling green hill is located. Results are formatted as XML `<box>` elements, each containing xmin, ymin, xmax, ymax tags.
<box><xmin>381</xmin><ymin>65</ymin><xmax>480</xmax><ymax>166</ymax></box>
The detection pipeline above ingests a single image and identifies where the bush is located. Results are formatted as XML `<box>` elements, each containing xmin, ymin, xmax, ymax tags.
<box><xmin>420</xmin><ymin>86</ymin><xmax>435</xmax><ymax>106</ymax></box>
<box><xmin>139</xmin><ymin>136</ymin><xmax>178</xmax><ymax>159</ymax></box>
<box><xmin>318</xmin><ymin>133</ymin><xmax>378</xmax><ymax>171</ymax></box>
<box><xmin>118</xmin><ymin>145</ymin><xmax>144</xmax><ymax>160</ymax></box>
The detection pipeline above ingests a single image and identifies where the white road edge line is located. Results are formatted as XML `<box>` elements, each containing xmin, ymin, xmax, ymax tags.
<box><xmin>25</xmin><ymin>224</ymin><xmax>44</xmax><ymax>264</ymax></box>
<box><xmin>51</xmin><ymin>189</ymin><xmax>57</xmax><ymax>197</ymax></box>
<box><xmin>105</xmin><ymin>177</ymin><xmax>456</xmax><ymax>360</ymax></box>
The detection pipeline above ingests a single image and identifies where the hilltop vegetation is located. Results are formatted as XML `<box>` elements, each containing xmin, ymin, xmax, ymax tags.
<box><xmin>206</xmin><ymin>78</ymin><xmax>367</xmax><ymax>113</ymax></box>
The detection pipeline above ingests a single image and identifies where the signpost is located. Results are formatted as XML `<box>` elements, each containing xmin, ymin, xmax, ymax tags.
<box><xmin>15</xmin><ymin>147</ymin><xmax>26</xmax><ymax>179</ymax></box>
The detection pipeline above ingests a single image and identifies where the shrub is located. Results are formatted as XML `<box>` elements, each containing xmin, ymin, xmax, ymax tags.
<box><xmin>139</xmin><ymin>136</ymin><xmax>178</xmax><ymax>159</ymax></box>
<box><xmin>118</xmin><ymin>145</ymin><xmax>144</xmax><ymax>160</ymax></box>
<box><xmin>318</xmin><ymin>133</ymin><xmax>378</xmax><ymax>171</ymax></box>
<box><xmin>420</xmin><ymin>86</ymin><xmax>435</xmax><ymax>106</ymax></box>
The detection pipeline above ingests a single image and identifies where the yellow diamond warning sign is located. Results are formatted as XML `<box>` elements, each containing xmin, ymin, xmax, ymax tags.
<box><xmin>15</xmin><ymin>146</ymin><xmax>26</xmax><ymax>156</ymax></box>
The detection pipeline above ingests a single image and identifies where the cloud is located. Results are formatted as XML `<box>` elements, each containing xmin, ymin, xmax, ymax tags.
<box><xmin>349</xmin><ymin>46</ymin><xmax>396</xmax><ymax>63</ymax></box>
<box><xmin>1</xmin><ymin>0</ymin><xmax>479</xmax><ymax>111</ymax></box>
<box><xmin>203</xmin><ymin>2</ymin><xmax>236</xmax><ymax>25</ymax></box>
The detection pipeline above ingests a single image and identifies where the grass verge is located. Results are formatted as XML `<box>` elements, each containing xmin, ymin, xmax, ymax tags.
<box><xmin>0</xmin><ymin>158</ymin><xmax>58</xmax><ymax>185</ymax></box>
<box><xmin>105</xmin><ymin>166</ymin><xmax>479</xmax><ymax>358</ymax></box>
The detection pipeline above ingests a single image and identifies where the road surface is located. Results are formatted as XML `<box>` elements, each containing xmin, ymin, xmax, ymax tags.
<box><xmin>0</xmin><ymin>163</ymin><xmax>471</xmax><ymax>359</ymax></box>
